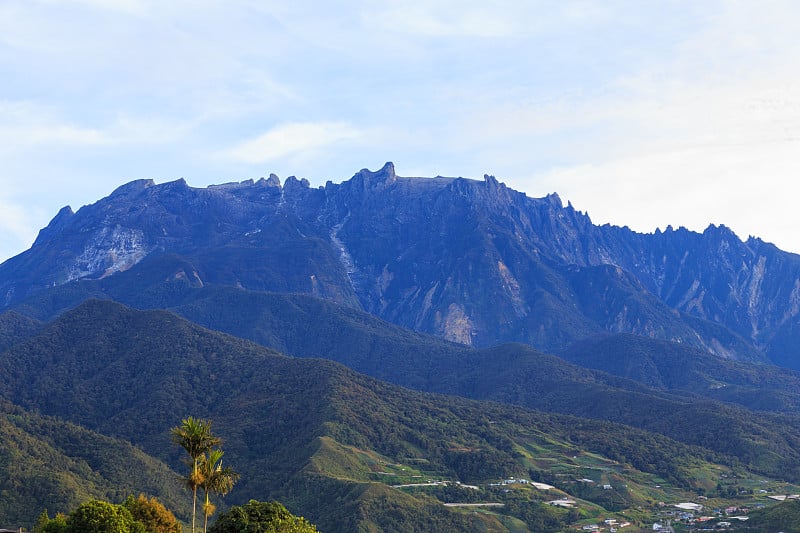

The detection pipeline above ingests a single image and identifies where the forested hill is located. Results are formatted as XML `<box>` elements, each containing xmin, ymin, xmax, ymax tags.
<box><xmin>9</xmin><ymin>282</ymin><xmax>800</xmax><ymax>481</ymax></box>
<box><xmin>0</xmin><ymin>399</ymin><xmax>188</xmax><ymax>527</ymax></box>
<box><xmin>2</xmin><ymin>164</ymin><xmax>800</xmax><ymax>366</ymax></box>
<box><xmin>3</xmin><ymin>299</ymin><xmax>800</xmax><ymax>530</ymax></box>
<box><xmin>1</xmin><ymin>298</ymin><xmax>796</xmax><ymax>531</ymax></box>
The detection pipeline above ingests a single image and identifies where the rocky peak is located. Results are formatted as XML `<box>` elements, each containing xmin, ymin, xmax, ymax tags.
<box><xmin>481</xmin><ymin>173</ymin><xmax>512</xmax><ymax>200</ymax></box>
<box><xmin>545</xmin><ymin>192</ymin><xmax>563</xmax><ymax>208</ymax></box>
<box><xmin>703</xmin><ymin>223</ymin><xmax>739</xmax><ymax>240</ymax></box>
<box><xmin>160</xmin><ymin>178</ymin><xmax>190</xmax><ymax>192</ymax></box>
<box><xmin>33</xmin><ymin>205</ymin><xmax>75</xmax><ymax>246</ymax></box>
<box><xmin>284</xmin><ymin>175</ymin><xmax>311</xmax><ymax>192</ymax></box>
<box><xmin>109</xmin><ymin>179</ymin><xmax>155</xmax><ymax>198</ymax></box>
<box><xmin>350</xmin><ymin>162</ymin><xmax>398</xmax><ymax>191</ymax></box>
<box><xmin>265</xmin><ymin>173</ymin><xmax>281</xmax><ymax>188</ymax></box>
<box><xmin>208</xmin><ymin>179</ymin><xmax>257</xmax><ymax>190</ymax></box>
<box><xmin>372</xmin><ymin>161</ymin><xmax>397</xmax><ymax>181</ymax></box>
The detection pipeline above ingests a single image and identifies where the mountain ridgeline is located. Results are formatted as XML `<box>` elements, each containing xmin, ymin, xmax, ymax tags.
<box><xmin>2</xmin><ymin>163</ymin><xmax>799</xmax><ymax>368</ymax></box>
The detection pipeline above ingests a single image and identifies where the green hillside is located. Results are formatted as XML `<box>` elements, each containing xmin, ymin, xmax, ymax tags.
<box><xmin>0</xmin><ymin>400</ymin><xmax>188</xmax><ymax>529</ymax></box>
<box><xmin>561</xmin><ymin>333</ymin><xmax>800</xmax><ymax>412</ymax></box>
<box><xmin>5</xmin><ymin>300</ymin><xmax>797</xmax><ymax>531</ymax></box>
<box><xmin>734</xmin><ymin>498</ymin><xmax>800</xmax><ymax>531</ymax></box>
<box><xmin>154</xmin><ymin>287</ymin><xmax>800</xmax><ymax>483</ymax></box>
<box><xmin>12</xmin><ymin>283</ymin><xmax>800</xmax><ymax>484</ymax></box>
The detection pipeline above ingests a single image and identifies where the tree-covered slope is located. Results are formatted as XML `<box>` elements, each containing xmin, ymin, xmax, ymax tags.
<box><xmin>13</xmin><ymin>278</ymin><xmax>800</xmax><ymax>477</ymax></box>
<box><xmin>734</xmin><ymin>498</ymin><xmax>800</xmax><ymax>532</ymax></box>
<box><xmin>0</xmin><ymin>400</ymin><xmax>188</xmax><ymax>529</ymax></box>
<box><xmin>126</xmin><ymin>286</ymin><xmax>800</xmax><ymax>482</ymax></box>
<box><xmin>2</xmin><ymin>299</ymin><xmax>790</xmax><ymax>532</ymax></box>
<box><xmin>561</xmin><ymin>333</ymin><xmax>800</xmax><ymax>412</ymax></box>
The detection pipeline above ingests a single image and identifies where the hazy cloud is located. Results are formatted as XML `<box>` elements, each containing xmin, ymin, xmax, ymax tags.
<box><xmin>362</xmin><ymin>1</ymin><xmax>517</xmax><ymax>38</ymax></box>
<box><xmin>223</xmin><ymin>122</ymin><xmax>365</xmax><ymax>164</ymax></box>
<box><xmin>0</xmin><ymin>199</ymin><xmax>43</xmax><ymax>262</ymax></box>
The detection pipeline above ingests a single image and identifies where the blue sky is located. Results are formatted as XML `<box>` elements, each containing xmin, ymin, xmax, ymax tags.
<box><xmin>2</xmin><ymin>1</ymin><xmax>799</xmax><ymax>262</ymax></box>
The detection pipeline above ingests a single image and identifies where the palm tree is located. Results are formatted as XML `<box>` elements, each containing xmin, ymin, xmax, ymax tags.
<box><xmin>171</xmin><ymin>417</ymin><xmax>221</xmax><ymax>533</ymax></box>
<box><xmin>199</xmin><ymin>448</ymin><xmax>239</xmax><ymax>533</ymax></box>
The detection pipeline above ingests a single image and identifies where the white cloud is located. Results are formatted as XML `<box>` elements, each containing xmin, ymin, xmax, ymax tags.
<box><xmin>0</xmin><ymin>123</ymin><xmax>109</xmax><ymax>149</ymax></box>
<box><xmin>0</xmin><ymin>101</ymin><xmax>109</xmax><ymax>151</ymax></box>
<box><xmin>533</xmin><ymin>135</ymin><xmax>800</xmax><ymax>250</ymax></box>
<box><xmin>223</xmin><ymin>122</ymin><xmax>365</xmax><ymax>164</ymax></box>
<box><xmin>0</xmin><ymin>200</ymin><xmax>42</xmax><ymax>264</ymax></box>
<box><xmin>31</xmin><ymin>0</ymin><xmax>150</xmax><ymax>16</ymax></box>
<box><xmin>0</xmin><ymin>100</ymin><xmax>197</xmax><ymax>155</ymax></box>
<box><xmin>362</xmin><ymin>1</ymin><xmax>517</xmax><ymax>38</ymax></box>
<box><xmin>359</xmin><ymin>0</ymin><xmax>634</xmax><ymax>40</ymax></box>
<box><xmin>520</xmin><ymin>55</ymin><xmax>800</xmax><ymax>253</ymax></box>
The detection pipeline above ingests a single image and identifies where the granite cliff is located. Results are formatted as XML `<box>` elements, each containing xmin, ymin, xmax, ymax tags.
<box><xmin>3</xmin><ymin>163</ymin><xmax>799</xmax><ymax>366</ymax></box>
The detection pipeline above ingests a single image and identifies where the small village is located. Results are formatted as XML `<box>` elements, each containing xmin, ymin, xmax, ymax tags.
<box><xmin>385</xmin><ymin>466</ymin><xmax>800</xmax><ymax>533</ymax></box>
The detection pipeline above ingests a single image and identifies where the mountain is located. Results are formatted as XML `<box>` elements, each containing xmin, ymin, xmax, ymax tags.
<box><xmin>130</xmin><ymin>285</ymin><xmax>800</xmax><ymax>480</ymax></box>
<box><xmin>3</xmin><ymin>299</ymin><xmax>797</xmax><ymax>532</ymax></box>
<box><xmin>157</xmin><ymin>285</ymin><xmax>800</xmax><ymax>413</ymax></box>
<box><xmin>560</xmin><ymin>333</ymin><xmax>800</xmax><ymax>412</ymax></box>
<box><xmin>7</xmin><ymin>262</ymin><xmax>800</xmax><ymax>476</ymax></box>
<box><xmin>2</xmin><ymin>164</ymin><xmax>799</xmax><ymax>366</ymax></box>
<box><xmin>9</xmin><ymin>277</ymin><xmax>800</xmax><ymax>482</ymax></box>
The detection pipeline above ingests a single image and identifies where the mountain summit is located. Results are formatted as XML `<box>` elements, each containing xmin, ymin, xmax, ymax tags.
<box><xmin>2</xmin><ymin>163</ymin><xmax>800</xmax><ymax>366</ymax></box>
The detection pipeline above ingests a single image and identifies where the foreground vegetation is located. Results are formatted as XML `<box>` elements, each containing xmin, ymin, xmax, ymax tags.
<box><xmin>209</xmin><ymin>500</ymin><xmax>317</xmax><ymax>533</ymax></box>
<box><xmin>34</xmin><ymin>495</ymin><xmax>180</xmax><ymax>533</ymax></box>
<box><xmin>30</xmin><ymin>417</ymin><xmax>315</xmax><ymax>533</ymax></box>
<box><xmin>32</xmin><ymin>497</ymin><xmax>317</xmax><ymax>533</ymax></box>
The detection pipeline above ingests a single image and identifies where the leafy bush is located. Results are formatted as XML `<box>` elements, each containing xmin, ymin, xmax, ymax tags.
<box><xmin>123</xmin><ymin>495</ymin><xmax>181</xmax><ymax>533</ymax></box>
<box><xmin>65</xmin><ymin>499</ymin><xmax>141</xmax><ymax>533</ymax></box>
<box><xmin>209</xmin><ymin>500</ymin><xmax>318</xmax><ymax>533</ymax></box>
<box><xmin>34</xmin><ymin>497</ymin><xmax>180</xmax><ymax>533</ymax></box>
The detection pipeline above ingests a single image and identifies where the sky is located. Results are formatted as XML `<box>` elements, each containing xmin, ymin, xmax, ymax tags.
<box><xmin>2</xmin><ymin>1</ymin><xmax>800</xmax><ymax>263</ymax></box>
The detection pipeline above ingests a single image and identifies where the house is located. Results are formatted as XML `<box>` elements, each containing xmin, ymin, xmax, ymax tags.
<box><xmin>674</xmin><ymin>502</ymin><xmax>703</xmax><ymax>512</ymax></box>
<box><xmin>546</xmin><ymin>498</ymin><xmax>577</xmax><ymax>508</ymax></box>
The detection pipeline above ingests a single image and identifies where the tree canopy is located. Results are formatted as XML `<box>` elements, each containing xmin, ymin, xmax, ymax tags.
<box><xmin>123</xmin><ymin>494</ymin><xmax>181</xmax><ymax>533</ymax></box>
<box><xmin>208</xmin><ymin>500</ymin><xmax>318</xmax><ymax>533</ymax></box>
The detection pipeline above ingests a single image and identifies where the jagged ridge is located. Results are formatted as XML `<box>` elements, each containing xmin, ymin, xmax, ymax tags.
<box><xmin>2</xmin><ymin>163</ymin><xmax>800</xmax><ymax>366</ymax></box>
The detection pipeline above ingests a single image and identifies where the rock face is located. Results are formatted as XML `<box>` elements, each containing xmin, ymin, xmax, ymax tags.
<box><xmin>2</xmin><ymin>163</ymin><xmax>800</xmax><ymax>366</ymax></box>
